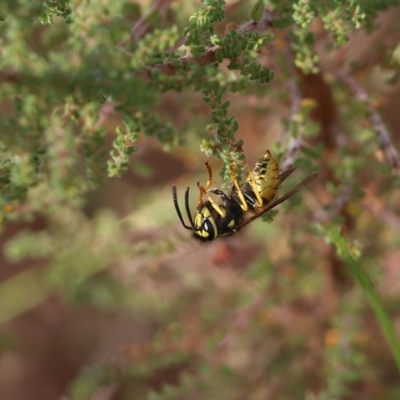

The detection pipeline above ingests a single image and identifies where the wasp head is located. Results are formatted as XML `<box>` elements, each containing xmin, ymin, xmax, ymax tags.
<box><xmin>193</xmin><ymin>203</ymin><xmax>220</xmax><ymax>241</ymax></box>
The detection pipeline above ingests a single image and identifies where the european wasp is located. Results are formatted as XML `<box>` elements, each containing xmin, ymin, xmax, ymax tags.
<box><xmin>172</xmin><ymin>150</ymin><xmax>317</xmax><ymax>241</ymax></box>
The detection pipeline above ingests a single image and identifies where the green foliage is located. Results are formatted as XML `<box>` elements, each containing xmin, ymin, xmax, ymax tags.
<box><xmin>1</xmin><ymin>0</ymin><xmax>400</xmax><ymax>398</ymax></box>
<box><xmin>68</xmin><ymin>365</ymin><xmax>113</xmax><ymax>400</ymax></box>
<box><xmin>40</xmin><ymin>0</ymin><xmax>72</xmax><ymax>25</ymax></box>
<box><xmin>108</xmin><ymin>119</ymin><xmax>139</xmax><ymax>177</ymax></box>
<box><xmin>326</xmin><ymin>226</ymin><xmax>400</xmax><ymax>372</ymax></box>
<box><xmin>319</xmin><ymin>291</ymin><xmax>367</xmax><ymax>400</ymax></box>
<box><xmin>0</xmin><ymin>331</ymin><xmax>16</xmax><ymax>357</ymax></box>
<box><xmin>184</xmin><ymin>0</ymin><xmax>225</xmax><ymax>55</ymax></box>
<box><xmin>131</xmin><ymin>25</ymin><xmax>180</xmax><ymax>68</ymax></box>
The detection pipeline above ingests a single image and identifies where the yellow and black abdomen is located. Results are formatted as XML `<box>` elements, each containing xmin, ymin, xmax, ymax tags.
<box><xmin>243</xmin><ymin>150</ymin><xmax>280</xmax><ymax>209</ymax></box>
<box><xmin>253</xmin><ymin>150</ymin><xmax>280</xmax><ymax>202</ymax></box>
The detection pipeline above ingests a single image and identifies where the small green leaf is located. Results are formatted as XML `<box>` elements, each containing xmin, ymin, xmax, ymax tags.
<box><xmin>250</xmin><ymin>0</ymin><xmax>264</xmax><ymax>22</ymax></box>
<box><xmin>376</xmin><ymin>163</ymin><xmax>393</xmax><ymax>174</ymax></box>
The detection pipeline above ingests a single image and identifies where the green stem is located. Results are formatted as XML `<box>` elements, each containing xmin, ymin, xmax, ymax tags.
<box><xmin>329</xmin><ymin>227</ymin><xmax>400</xmax><ymax>374</ymax></box>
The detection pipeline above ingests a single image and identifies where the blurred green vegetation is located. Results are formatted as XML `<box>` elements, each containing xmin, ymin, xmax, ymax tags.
<box><xmin>1</xmin><ymin>0</ymin><xmax>400</xmax><ymax>399</ymax></box>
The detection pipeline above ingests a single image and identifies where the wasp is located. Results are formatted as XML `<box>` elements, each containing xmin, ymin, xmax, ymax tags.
<box><xmin>172</xmin><ymin>150</ymin><xmax>317</xmax><ymax>241</ymax></box>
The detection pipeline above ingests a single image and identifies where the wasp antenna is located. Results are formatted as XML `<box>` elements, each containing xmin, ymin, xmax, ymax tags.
<box><xmin>172</xmin><ymin>185</ymin><xmax>193</xmax><ymax>230</ymax></box>
<box><xmin>184</xmin><ymin>187</ymin><xmax>196</xmax><ymax>229</ymax></box>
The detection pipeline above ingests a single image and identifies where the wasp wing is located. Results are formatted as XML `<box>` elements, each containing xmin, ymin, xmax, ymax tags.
<box><xmin>238</xmin><ymin>172</ymin><xmax>318</xmax><ymax>229</ymax></box>
<box><xmin>279</xmin><ymin>167</ymin><xmax>296</xmax><ymax>184</ymax></box>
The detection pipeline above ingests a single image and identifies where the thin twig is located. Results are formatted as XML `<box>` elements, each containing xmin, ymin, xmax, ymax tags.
<box><xmin>304</xmin><ymin>185</ymin><xmax>353</xmax><ymax>223</ymax></box>
<box><xmin>281</xmin><ymin>75</ymin><xmax>303</xmax><ymax>172</ymax></box>
<box><xmin>281</xmin><ymin>41</ymin><xmax>303</xmax><ymax>172</ymax></box>
<box><xmin>333</xmin><ymin>70</ymin><xmax>400</xmax><ymax>179</ymax></box>
<box><xmin>130</xmin><ymin>0</ymin><xmax>173</xmax><ymax>40</ymax></box>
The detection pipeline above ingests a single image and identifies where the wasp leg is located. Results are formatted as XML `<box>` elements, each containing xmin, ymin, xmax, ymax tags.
<box><xmin>197</xmin><ymin>181</ymin><xmax>226</xmax><ymax>218</ymax></box>
<box><xmin>196</xmin><ymin>180</ymin><xmax>205</xmax><ymax>207</ymax></box>
<box><xmin>207</xmin><ymin>197</ymin><xmax>227</xmax><ymax>218</ymax></box>
<box><xmin>204</xmin><ymin>161</ymin><xmax>213</xmax><ymax>190</ymax></box>
<box><xmin>208</xmin><ymin>188</ymin><xmax>230</xmax><ymax>202</ymax></box>
<box><xmin>229</xmin><ymin>165</ymin><xmax>248</xmax><ymax>212</ymax></box>
<box><xmin>196</xmin><ymin>160</ymin><xmax>213</xmax><ymax>207</ymax></box>
<box><xmin>197</xmin><ymin>162</ymin><xmax>226</xmax><ymax>218</ymax></box>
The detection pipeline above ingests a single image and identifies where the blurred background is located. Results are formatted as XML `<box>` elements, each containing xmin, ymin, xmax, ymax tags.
<box><xmin>1</xmin><ymin>1</ymin><xmax>400</xmax><ymax>399</ymax></box>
